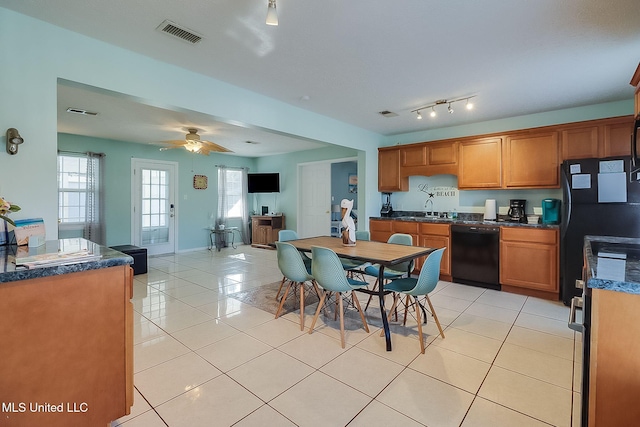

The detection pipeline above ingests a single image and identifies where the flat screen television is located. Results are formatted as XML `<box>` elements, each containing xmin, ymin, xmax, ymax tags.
<box><xmin>248</xmin><ymin>173</ymin><xmax>280</xmax><ymax>193</ymax></box>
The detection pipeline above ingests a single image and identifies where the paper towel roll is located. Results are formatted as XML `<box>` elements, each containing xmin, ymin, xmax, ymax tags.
<box><xmin>484</xmin><ymin>199</ymin><xmax>497</xmax><ymax>221</ymax></box>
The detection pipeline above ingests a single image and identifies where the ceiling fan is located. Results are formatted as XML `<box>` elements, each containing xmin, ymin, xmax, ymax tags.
<box><xmin>159</xmin><ymin>128</ymin><xmax>233</xmax><ymax>155</ymax></box>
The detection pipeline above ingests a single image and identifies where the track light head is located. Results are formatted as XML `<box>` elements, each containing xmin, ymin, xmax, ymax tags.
<box><xmin>416</xmin><ymin>110</ymin><xmax>422</xmax><ymax>120</ymax></box>
<box><xmin>448</xmin><ymin>103</ymin><xmax>454</xmax><ymax>114</ymax></box>
<box><xmin>266</xmin><ymin>0</ymin><xmax>278</xmax><ymax>26</ymax></box>
<box><xmin>466</xmin><ymin>99</ymin><xmax>474</xmax><ymax>110</ymax></box>
<box><xmin>430</xmin><ymin>107</ymin><xmax>436</xmax><ymax>118</ymax></box>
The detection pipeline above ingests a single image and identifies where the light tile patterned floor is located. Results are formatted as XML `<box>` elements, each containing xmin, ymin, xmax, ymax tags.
<box><xmin>112</xmin><ymin>245</ymin><xmax>581</xmax><ymax>427</ymax></box>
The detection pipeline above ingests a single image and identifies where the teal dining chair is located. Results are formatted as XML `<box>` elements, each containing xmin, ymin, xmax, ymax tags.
<box><xmin>275</xmin><ymin>241</ymin><xmax>320</xmax><ymax>331</ymax></box>
<box><xmin>384</xmin><ymin>247</ymin><xmax>446</xmax><ymax>353</ymax></box>
<box><xmin>363</xmin><ymin>233</ymin><xmax>414</xmax><ymax>311</ymax></box>
<box><xmin>308</xmin><ymin>246</ymin><xmax>370</xmax><ymax>348</ymax></box>
<box><xmin>276</xmin><ymin>229</ymin><xmax>311</xmax><ymax>301</ymax></box>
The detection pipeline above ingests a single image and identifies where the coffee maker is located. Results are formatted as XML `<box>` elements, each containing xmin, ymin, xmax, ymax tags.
<box><xmin>380</xmin><ymin>193</ymin><xmax>393</xmax><ymax>217</ymax></box>
<box><xmin>508</xmin><ymin>199</ymin><xmax>526</xmax><ymax>222</ymax></box>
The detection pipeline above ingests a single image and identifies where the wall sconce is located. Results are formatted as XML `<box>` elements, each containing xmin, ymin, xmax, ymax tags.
<box><xmin>6</xmin><ymin>128</ymin><xmax>24</xmax><ymax>155</ymax></box>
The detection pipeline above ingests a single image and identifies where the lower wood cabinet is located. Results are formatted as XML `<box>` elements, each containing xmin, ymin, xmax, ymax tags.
<box><xmin>369</xmin><ymin>219</ymin><xmax>451</xmax><ymax>279</ymax></box>
<box><xmin>500</xmin><ymin>227</ymin><xmax>559</xmax><ymax>299</ymax></box>
<box><xmin>0</xmin><ymin>265</ymin><xmax>134</xmax><ymax>426</ymax></box>
<box><xmin>251</xmin><ymin>215</ymin><xmax>284</xmax><ymax>248</ymax></box>
<box><xmin>587</xmin><ymin>288</ymin><xmax>640</xmax><ymax>426</ymax></box>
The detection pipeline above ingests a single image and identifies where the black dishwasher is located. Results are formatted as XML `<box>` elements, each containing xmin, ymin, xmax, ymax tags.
<box><xmin>451</xmin><ymin>224</ymin><xmax>500</xmax><ymax>289</ymax></box>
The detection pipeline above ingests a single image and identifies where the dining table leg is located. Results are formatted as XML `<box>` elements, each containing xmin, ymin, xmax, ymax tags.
<box><xmin>378</xmin><ymin>265</ymin><xmax>392</xmax><ymax>351</ymax></box>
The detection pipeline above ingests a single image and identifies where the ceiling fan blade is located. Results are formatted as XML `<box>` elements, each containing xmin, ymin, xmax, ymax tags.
<box><xmin>202</xmin><ymin>140</ymin><xmax>233</xmax><ymax>153</ymax></box>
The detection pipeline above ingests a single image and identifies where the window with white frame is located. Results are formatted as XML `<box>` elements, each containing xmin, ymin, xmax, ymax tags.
<box><xmin>57</xmin><ymin>154</ymin><xmax>100</xmax><ymax>226</ymax></box>
<box><xmin>219</xmin><ymin>168</ymin><xmax>244</xmax><ymax>218</ymax></box>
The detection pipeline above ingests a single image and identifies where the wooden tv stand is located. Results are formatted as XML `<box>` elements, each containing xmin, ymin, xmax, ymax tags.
<box><xmin>251</xmin><ymin>215</ymin><xmax>285</xmax><ymax>248</ymax></box>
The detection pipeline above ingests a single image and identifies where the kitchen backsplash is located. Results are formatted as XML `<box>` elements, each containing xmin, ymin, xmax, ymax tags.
<box><xmin>386</xmin><ymin>175</ymin><xmax>562</xmax><ymax>215</ymax></box>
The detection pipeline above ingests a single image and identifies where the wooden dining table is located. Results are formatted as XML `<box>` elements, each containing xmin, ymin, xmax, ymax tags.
<box><xmin>287</xmin><ymin>236</ymin><xmax>436</xmax><ymax>351</ymax></box>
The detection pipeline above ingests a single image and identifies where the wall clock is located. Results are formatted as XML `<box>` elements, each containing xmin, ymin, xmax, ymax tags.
<box><xmin>193</xmin><ymin>174</ymin><xmax>208</xmax><ymax>190</ymax></box>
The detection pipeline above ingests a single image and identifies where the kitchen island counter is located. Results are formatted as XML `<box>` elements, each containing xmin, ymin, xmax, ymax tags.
<box><xmin>584</xmin><ymin>235</ymin><xmax>640</xmax><ymax>294</ymax></box>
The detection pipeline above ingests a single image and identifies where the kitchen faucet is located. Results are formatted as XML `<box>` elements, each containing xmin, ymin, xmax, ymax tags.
<box><xmin>424</xmin><ymin>199</ymin><xmax>434</xmax><ymax>215</ymax></box>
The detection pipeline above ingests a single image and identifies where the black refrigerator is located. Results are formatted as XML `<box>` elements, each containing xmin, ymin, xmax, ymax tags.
<box><xmin>560</xmin><ymin>156</ymin><xmax>640</xmax><ymax>305</ymax></box>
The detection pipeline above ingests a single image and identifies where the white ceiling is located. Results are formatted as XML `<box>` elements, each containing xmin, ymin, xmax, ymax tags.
<box><xmin>3</xmin><ymin>0</ymin><xmax>640</xmax><ymax>156</ymax></box>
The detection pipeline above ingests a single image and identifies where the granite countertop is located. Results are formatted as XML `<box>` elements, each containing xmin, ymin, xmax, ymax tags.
<box><xmin>584</xmin><ymin>235</ymin><xmax>640</xmax><ymax>295</ymax></box>
<box><xmin>371</xmin><ymin>212</ymin><xmax>560</xmax><ymax>229</ymax></box>
<box><xmin>0</xmin><ymin>238</ymin><xmax>133</xmax><ymax>283</ymax></box>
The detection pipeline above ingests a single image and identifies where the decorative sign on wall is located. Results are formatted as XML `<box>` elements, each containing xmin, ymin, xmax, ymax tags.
<box><xmin>193</xmin><ymin>174</ymin><xmax>208</xmax><ymax>190</ymax></box>
<box><xmin>417</xmin><ymin>183</ymin><xmax>458</xmax><ymax>212</ymax></box>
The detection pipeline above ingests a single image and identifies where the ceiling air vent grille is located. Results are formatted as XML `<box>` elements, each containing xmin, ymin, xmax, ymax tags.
<box><xmin>156</xmin><ymin>20</ymin><xmax>202</xmax><ymax>44</ymax></box>
<box><xmin>378</xmin><ymin>110</ymin><xmax>398</xmax><ymax>118</ymax></box>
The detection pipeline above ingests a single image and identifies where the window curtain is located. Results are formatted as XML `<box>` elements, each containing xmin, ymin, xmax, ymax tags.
<box><xmin>240</xmin><ymin>168</ymin><xmax>250</xmax><ymax>244</ymax></box>
<box><xmin>216</xmin><ymin>165</ymin><xmax>250</xmax><ymax>245</ymax></box>
<box><xmin>216</xmin><ymin>166</ymin><xmax>229</xmax><ymax>229</ymax></box>
<box><xmin>83</xmin><ymin>152</ymin><xmax>105</xmax><ymax>245</ymax></box>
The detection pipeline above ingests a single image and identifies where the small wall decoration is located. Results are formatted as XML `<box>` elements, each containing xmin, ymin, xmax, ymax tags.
<box><xmin>348</xmin><ymin>174</ymin><xmax>358</xmax><ymax>193</ymax></box>
<box><xmin>193</xmin><ymin>174</ymin><xmax>208</xmax><ymax>190</ymax></box>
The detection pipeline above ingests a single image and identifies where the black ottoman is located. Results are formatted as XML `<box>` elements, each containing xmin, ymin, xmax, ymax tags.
<box><xmin>110</xmin><ymin>245</ymin><xmax>148</xmax><ymax>275</ymax></box>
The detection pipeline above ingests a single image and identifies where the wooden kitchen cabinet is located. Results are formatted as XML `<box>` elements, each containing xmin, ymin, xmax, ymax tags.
<box><xmin>503</xmin><ymin>132</ymin><xmax>560</xmax><ymax>188</ymax></box>
<box><xmin>587</xmin><ymin>288</ymin><xmax>640</xmax><ymax>427</ymax></box>
<box><xmin>631</xmin><ymin>63</ymin><xmax>640</xmax><ymax>116</ymax></box>
<box><xmin>500</xmin><ymin>227</ymin><xmax>559</xmax><ymax>299</ymax></box>
<box><xmin>378</xmin><ymin>147</ymin><xmax>408</xmax><ymax>192</ymax></box>
<box><xmin>251</xmin><ymin>215</ymin><xmax>284</xmax><ymax>248</ymax></box>
<box><xmin>400</xmin><ymin>140</ymin><xmax>458</xmax><ymax>177</ymax></box>
<box><xmin>601</xmin><ymin>119</ymin><xmax>632</xmax><ymax>157</ymax></box>
<box><xmin>418</xmin><ymin>222</ymin><xmax>451</xmax><ymax>279</ymax></box>
<box><xmin>561</xmin><ymin>126</ymin><xmax>599</xmax><ymax>160</ymax></box>
<box><xmin>0</xmin><ymin>265</ymin><xmax>134</xmax><ymax>426</ymax></box>
<box><xmin>458</xmin><ymin>137</ymin><xmax>503</xmax><ymax>189</ymax></box>
<box><xmin>370</xmin><ymin>218</ymin><xmax>393</xmax><ymax>242</ymax></box>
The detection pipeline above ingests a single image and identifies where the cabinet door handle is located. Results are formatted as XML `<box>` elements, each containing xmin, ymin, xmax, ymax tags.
<box><xmin>568</xmin><ymin>296</ymin><xmax>584</xmax><ymax>333</ymax></box>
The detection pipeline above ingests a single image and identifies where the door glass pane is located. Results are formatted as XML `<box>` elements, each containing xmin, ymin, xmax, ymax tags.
<box><xmin>141</xmin><ymin>168</ymin><xmax>170</xmax><ymax>245</ymax></box>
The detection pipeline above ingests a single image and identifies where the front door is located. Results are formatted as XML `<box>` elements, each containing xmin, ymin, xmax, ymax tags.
<box><xmin>131</xmin><ymin>159</ymin><xmax>177</xmax><ymax>255</ymax></box>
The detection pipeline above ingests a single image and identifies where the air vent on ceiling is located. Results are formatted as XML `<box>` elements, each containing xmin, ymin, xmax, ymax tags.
<box><xmin>66</xmin><ymin>108</ymin><xmax>98</xmax><ymax>116</ymax></box>
<box><xmin>378</xmin><ymin>110</ymin><xmax>398</xmax><ymax>118</ymax></box>
<box><xmin>156</xmin><ymin>20</ymin><xmax>202</xmax><ymax>44</ymax></box>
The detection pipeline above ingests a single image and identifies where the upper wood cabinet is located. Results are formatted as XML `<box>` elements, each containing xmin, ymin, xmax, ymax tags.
<box><xmin>378</xmin><ymin>148</ymin><xmax>408</xmax><ymax>192</ymax></box>
<box><xmin>504</xmin><ymin>132</ymin><xmax>559</xmax><ymax>188</ymax></box>
<box><xmin>601</xmin><ymin>120</ymin><xmax>633</xmax><ymax>157</ymax></box>
<box><xmin>458</xmin><ymin>137</ymin><xmax>502</xmax><ymax>189</ymax></box>
<box><xmin>561</xmin><ymin>126</ymin><xmax>599</xmax><ymax>160</ymax></box>
<box><xmin>631</xmin><ymin>63</ymin><xmax>640</xmax><ymax>116</ymax></box>
<box><xmin>400</xmin><ymin>140</ymin><xmax>458</xmax><ymax>177</ymax></box>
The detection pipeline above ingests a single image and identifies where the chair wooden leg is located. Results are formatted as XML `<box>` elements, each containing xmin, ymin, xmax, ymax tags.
<box><xmin>275</xmin><ymin>282</ymin><xmax>293</xmax><ymax>319</ymax></box>
<box><xmin>414</xmin><ymin>296</ymin><xmax>425</xmax><ymax>354</ymax></box>
<box><xmin>425</xmin><ymin>295</ymin><xmax>445</xmax><ymax>339</ymax></box>
<box><xmin>338</xmin><ymin>292</ymin><xmax>346</xmax><ymax>348</ymax></box>
<box><xmin>334</xmin><ymin>294</ymin><xmax>339</xmax><ymax>321</ymax></box>
<box><xmin>276</xmin><ymin>276</ymin><xmax>287</xmax><ymax>301</ymax></box>
<box><xmin>309</xmin><ymin>291</ymin><xmax>327</xmax><ymax>335</ymax></box>
<box><xmin>299</xmin><ymin>282</ymin><xmax>305</xmax><ymax>331</ymax></box>
<box><xmin>352</xmin><ymin>291</ymin><xmax>369</xmax><ymax>333</ymax></box>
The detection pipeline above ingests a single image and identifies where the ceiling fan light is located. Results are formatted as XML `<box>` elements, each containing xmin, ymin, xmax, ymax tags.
<box><xmin>266</xmin><ymin>0</ymin><xmax>278</xmax><ymax>26</ymax></box>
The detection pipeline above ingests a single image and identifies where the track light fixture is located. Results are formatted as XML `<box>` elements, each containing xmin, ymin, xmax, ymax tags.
<box><xmin>411</xmin><ymin>96</ymin><xmax>476</xmax><ymax>120</ymax></box>
<box><xmin>266</xmin><ymin>0</ymin><xmax>278</xmax><ymax>26</ymax></box>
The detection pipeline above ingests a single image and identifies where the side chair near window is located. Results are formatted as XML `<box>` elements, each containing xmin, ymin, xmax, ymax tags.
<box><xmin>274</xmin><ymin>242</ymin><xmax>320</xmax><ymax>331</ymax></box>
<box><xmin>308</xmin><ymin>246</ymin><xmax>370</xmax><ymax>348</ymax></box>
<box><xmin>363</xmin><ymin>233</ymin><xmax>414</xmax><ymax>311</ymax></box>
<box><xmin>275</xmin><ymin>230</ymin><xmax>312</xmax><ymax>301</ymax></box>
<box><xmin>384</xmin><ymin>247</ymin><xmax>446</xmax><ymax>354</ymax></box>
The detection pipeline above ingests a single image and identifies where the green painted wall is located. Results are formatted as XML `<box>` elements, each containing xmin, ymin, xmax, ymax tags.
<box><xmin>58</xmin><ymin>133</ymin><xmax>255</xmax><ymax>250</ymax></box>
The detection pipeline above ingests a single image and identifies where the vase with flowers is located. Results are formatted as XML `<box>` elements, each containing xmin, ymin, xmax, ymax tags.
<box><xmin>0</xmin><ymin>197</ymin><xmax>21</xmax><ymax>227</ymax></box>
